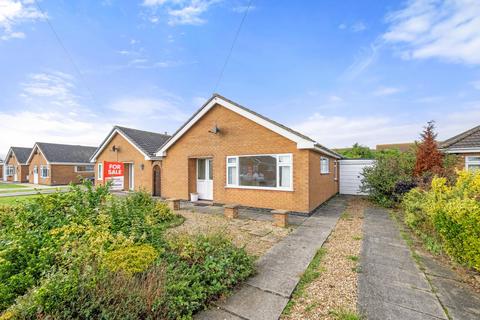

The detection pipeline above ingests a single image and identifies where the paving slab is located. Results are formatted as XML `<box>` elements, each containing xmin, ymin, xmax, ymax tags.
<box><xmin>215</xmin><ymin>284</ymin><xmax>289</xmax><ymax>320</ymax></box>
<box><xmin>359</xmin><ymin>207</ymin><xmax>448</xmax><ymax>320</ymax></box>
<box><xmin>194</xmin><ymin>195</ymin><xmax>346</xmax><ymax>320</ymax></box>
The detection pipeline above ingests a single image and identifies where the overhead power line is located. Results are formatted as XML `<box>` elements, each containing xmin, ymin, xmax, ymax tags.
<box><xmin>33</xmin><ymin>0</ymin><xmax>98</xmax><ymax>105</ymax></box>
<box><xmin>213</xmin><ymin>0</ymin><xmax>253</xmax><ymax>93</ymax></box>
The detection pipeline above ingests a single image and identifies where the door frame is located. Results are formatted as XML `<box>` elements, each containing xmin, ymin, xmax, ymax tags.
<box><xmin>123</xmin><ymin>162</ymin><xmax>134</xmax><ymax>191</ymax></box>
<box><xmin>33</xmin><ymin>165</ymin><xmax>38</xmax><ymax>184</ymax></box>
<box><xmin>196</xmin><ymin>158</ymin><xmax>213</xmax><ymax>200</ymax></box>
<box><xmin>152</xmin><ymin>165</ymin><xmax>161</xmax><ymax>196</ymax></box>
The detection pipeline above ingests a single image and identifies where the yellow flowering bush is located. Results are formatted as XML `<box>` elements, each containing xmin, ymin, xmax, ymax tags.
<box><xmin>403</xmin><ymin>170</ymin><xmax>480</xmax><ymax>271</ymax></box>
<box><xmin>103</xmin><ymin>244</ymin><xmax>159</xmax><ymax>275</ymax></box>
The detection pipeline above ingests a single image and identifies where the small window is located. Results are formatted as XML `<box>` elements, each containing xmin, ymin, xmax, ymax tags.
<box><xmin>40</xmin><ymin>165</ymin><xmax>49</xmax><ymax>178</ymax></box>
<box><xmin>320</xmin><ymin>157</ymin><xmax>329</xmax><ymax>174</ymax></box>
<box><xmin>6</xmin><ymin>165</ymin><xmax>14</xmax><ymax>176</ymax></box>
<box><xmin>75</xmin><ymin>165</ymin><xmax>94</xmax><ymax>172</ymax></box>
<box><xmin>98</xmin><ymin>163</ymin><xmax>103</xmax><ymax>180</ymax></box>
<box><xmin>466</xmin><ymin>156</ymin><xmax>480</xmax><ymax>172</ymax></box>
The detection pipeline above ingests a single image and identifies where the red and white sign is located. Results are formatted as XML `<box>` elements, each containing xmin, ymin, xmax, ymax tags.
<box><xmin>103</xmin><ymin>162</ymin><xmax>124</xmax><ymax>190</ymax></box>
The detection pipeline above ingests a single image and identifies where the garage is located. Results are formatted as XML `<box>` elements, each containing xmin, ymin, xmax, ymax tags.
<box><xmin>339</xmin><ymin>159</ymin><xmax>376</xmax><ymax>195</ymax></box>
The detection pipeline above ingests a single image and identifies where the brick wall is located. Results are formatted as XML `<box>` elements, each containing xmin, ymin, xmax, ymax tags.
<box><xmin>28</xmin><ymin>151</ymin><xmax>94</xmax><ymax>185</ymax></box>
<box><xmin>161</xmin><ymin>104</ymin><xmax>338</xmax><ymax>213</ymax></box>
<box><xmin>453</xmin><ymin>152</ymin><xmax>480</xmax><ymax>170</ymax></box>
<box><xmin>94</xmin><ymin>133</ymin><xmax>158</xmax><ymax>193</ymax></box>
<box><xmin>6</xmin><ymin>154</ymin><xmax>28</xmax><ymax>182</ymax></box>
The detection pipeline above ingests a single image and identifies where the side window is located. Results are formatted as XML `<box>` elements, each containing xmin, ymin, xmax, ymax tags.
<box><xmin>320</xmin><ymin>157</ymin><xmax>330</xmax><ymax>174</ymax></box>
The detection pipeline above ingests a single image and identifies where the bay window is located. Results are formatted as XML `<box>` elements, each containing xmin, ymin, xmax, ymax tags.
<box><xmin>466</xmin><ymin>156</ymin><xmax>480</xmax><ymax>171</ymax></box>
<box><xmin>226</xmin><ymin>154</ymin><xmax>292</xmax><ymax>190</ymax></box>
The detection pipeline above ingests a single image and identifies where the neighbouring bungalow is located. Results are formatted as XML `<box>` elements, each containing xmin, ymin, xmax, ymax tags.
<box><xmin>26</xmin><ymin>142</ymin><xmax>97</xmax><ymax>185</ymax></box>
<box><xmin>3</xmin><ymin>147</ymin><xmax>32</xmax><ymax>182</ymax></box>
<box><xmin>157</xmin><ymin>94</ymin><xmax>342</xmax><ymax>214</ymax></box>
<box><xmin>441</xmin><ymin>125</ymin><xmax>480</xmax><ymax>171</ymax></box>
<box><xmin>0</xmin><ymin>160</ymin><xmax>3</xmax><ymax>180</ymax></box>
<box><xmin>90</xmin><ymin>126</ymin><xmax>170</xmax><ymax>195</ymax></box>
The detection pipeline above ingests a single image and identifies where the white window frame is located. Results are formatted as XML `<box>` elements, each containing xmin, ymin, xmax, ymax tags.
<box><xmin>6</xmin><ymin>165</ymin><xmax>14</xmax><ymax>176</ymax></box>
<box><xmin>225</xmin><ymin>153</ymin><xmax>293</xmax><ymax>191</ymax></box>
<box><xmin>465</xmin><ymin>156</ymin><xmax>480</xmax><ymax>171</ymax></box>
<box><xmin>75</xmin><ymin>165</ymin><xmax>94</xmax><ymax>173</ymax></box>
<box><xmin>40</xmin><ymin>165</ymin><xmax>49</xmax><ymax>178</ymax></box>
<box><xmin>320</xmin><ymin>157</ymin><xmax>330</xmax><ymax>174</ymax></box>
<box><xmin>98</xmin><ymin>163</ymin><xmax>103</xmax><ymax>180</ymax></box>
<box><xmin>334</xmin><ymin>160</ymin><xmax>338</xmax><ymax>181</ymax></box>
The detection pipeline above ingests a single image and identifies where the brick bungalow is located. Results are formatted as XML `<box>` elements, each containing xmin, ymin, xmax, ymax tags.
<box><xmin>3</xmin><ymin>147</ymin><xmax>32</xmax><ymax>182</ymax></box>
<box><xmin>0</xmin><ymin>160</ymin><xmax>3</xmax><ymax>181</ymax></box>
<box><xmin>156</xmin><ymin>94</ymin><xmax>342</xmax><ymax>214</ymax></box>
<box><xmin>90</xmin><ymin>126</ymin><xmax>170</xmax><ymax>195</ymax></box>
<box><xmin>26</xmin><ymin>143</ymin><xmax>97</xmax><ymax>185</ymax></box>
<box><xmin>441</xmin><ymin>125</ymin><xmax>480</xmax><ymax>171</ymax></box>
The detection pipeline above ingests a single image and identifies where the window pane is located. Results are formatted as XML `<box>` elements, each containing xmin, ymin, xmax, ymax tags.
<box><xmin>208</xmin><ymin>160</ymin><xmax>213</xmax><ymax>180</ymax></box>
<box><xmin>278</xmin><ymin>155</ymin><xmax>291</xmax><ymax>163</ymax></box>
<box><xmin>279</xmin><ymin>166</ymin><xmax>291</xmax><ymax>188</ymax></box>
<box><xmin>197</xmin><ymin>159</ymin><xmax>206</xmax><ymax>179</ymax></box>
<box><xmin>227</xmin><ymin>157</ymin><xmax>237</xmax><ymax>164</ymax></box>
<box><xmin>228</xmin><ymin>166</ymin><xmax>237</xmax><ymax>185</ymax></box>
<box><xmin>468</xmin><ymin>164</ymin><xmax>480</xmax><ymax>171</ymax></box>
<box><xmin>239</xmin><ymin>155</ymin><xmax>276</xmax><ymax>187</ymax></box>
<box><xmin>467</xmin><ymin>156</ymin><xmax>480</xmax><ymax>162</ymax></box>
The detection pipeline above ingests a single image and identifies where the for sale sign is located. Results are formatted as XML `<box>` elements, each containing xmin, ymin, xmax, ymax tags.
<box><xmin>103</xmin><ymin>162</ymin><xmax>124</xmax><ymax>191</ymax></box>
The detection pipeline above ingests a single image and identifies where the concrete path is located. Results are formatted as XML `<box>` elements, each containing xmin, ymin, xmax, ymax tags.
<box><xmin>0</xmin><ymin>187</ymin><xmax>70</xmax><ymax>198</ymax></box>
<box><xmin>195</xmin><ymin>196</ymin><xmax>347</xmax><ymax>320</ymax></box>
<box><xmin>360</xmin><ymin>207</ymin><xmax>457</xmax><ymax>320</ymax></box>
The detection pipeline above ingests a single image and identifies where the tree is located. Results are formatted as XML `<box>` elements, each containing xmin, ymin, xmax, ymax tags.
<box><xmin>338</xmin><ymin>143</ymin><xmax>376</xmax><ymax>159</ymax></box>
<box><xmin>414</xmin><ymin>121</ymin><xmax>443</xmax><ymax>176</ymax></box>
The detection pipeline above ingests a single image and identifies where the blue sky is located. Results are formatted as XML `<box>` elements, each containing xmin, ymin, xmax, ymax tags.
<box><xmin>1</xmin><ymin>0</ymin><xmax>480</xmax><ymax>158</ymax></box>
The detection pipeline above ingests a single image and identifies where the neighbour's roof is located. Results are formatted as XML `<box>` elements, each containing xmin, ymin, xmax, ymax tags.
<box><xmin>9</xmin><ymin>147</ymin><xmax>33</xmax><ymax>164</ymax></box>
<box><xmin>157</xmin><ymin>94</ymin><xmax>343</xmax><ymax>159</ymax></box>
<box><xmin>33</xmin><ymin>143</ymin><xmax>97</xmax><ymax>163</ymax></box>
<box><xmin>90</xmin><ymin>126</ymin><xmax>171</xmax><ymax>161</ymax></box>
<box><xmin>376</xmin><ymin>143</ymin><xmax>415</xmax><ymax>152</ymax></box>
<box><xmin>441</xmin><ymin>125</ymin><xmax>480</xmax><ymax>150</ymax></box>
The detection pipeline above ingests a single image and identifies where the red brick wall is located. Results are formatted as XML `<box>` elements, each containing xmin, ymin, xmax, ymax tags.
<box><xmin>161</xmin><ymin>104</ymin><xmax>338</xmax><ymax>213</ymax></box>
<box><xmin>6</xmin><ymin>154</ymin><xmax>28</xmax><ymax>182</ymax></box>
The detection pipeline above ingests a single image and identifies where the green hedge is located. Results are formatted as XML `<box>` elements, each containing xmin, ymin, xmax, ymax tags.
<box><xmin>0</xmin><ymin>183</ymin><xmax>254</xmax><ymax>319</ymax></box>
<box><xmin>402</xmin><ymin>171</ymin><xmax>480</xmax><ymax>271</ymax></box>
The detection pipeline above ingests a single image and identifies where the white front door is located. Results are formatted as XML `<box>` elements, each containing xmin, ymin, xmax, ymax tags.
<box><xmin>14</xmin><ymin>167</ymin><xmax>18</xmax><ymax>182</ymax></box>
<box><xmin>33</xmin><ymin>166</ymin><xmax>38</xmax><ymax>184</ymax></box>
<box><xmin>196</xmin><ymin>158</ymin><xmax>213</xmax><ymax>200</ymax></box>
<box><xmin>129</xmin><ymin>164</ymin><xmax>134</xmax><ymax>191</ymax></box>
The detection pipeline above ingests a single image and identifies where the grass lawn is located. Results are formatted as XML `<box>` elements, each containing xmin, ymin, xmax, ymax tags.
<box><xmin>0</xmin><ymin>195</ymin><xmax>40</xmax><ymax>205</ymax></box>
<box><xmin>0</xmin><ymin>189</ymin><xmax>40</xmax><ymax>194</ymax></box>
<box><xmin>0</xmin><ymin>183</ymin><xmax>28</xmax><ymax>190</ymax></box>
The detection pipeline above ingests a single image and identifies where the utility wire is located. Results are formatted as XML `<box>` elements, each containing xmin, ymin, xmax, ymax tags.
<box><xmin>33</xmin><ymin>0</ymin><xmax>98</xmax><ymax>105</ymax></box>
<box><xmin>213</xmin><ymin>0</ymin><xmax>253</xmax><ymax>93</ymax></box>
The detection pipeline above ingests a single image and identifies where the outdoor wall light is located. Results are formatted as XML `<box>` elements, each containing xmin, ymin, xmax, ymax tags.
<box><xmin>209</xmin><ymin>124</ymin><xmax>220</xmax><ymax>134</ymax></box>
<box><xmin>140</xmin><ymin>164</ymin><xmax>145</xmax><ymax>170</ymax></box>
<box><xmin>112</xmin><ymin>145</ymin><xmax>120</xmax><ymax>152</ymax></box>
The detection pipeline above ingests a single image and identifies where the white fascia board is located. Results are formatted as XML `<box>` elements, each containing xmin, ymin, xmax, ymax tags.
<box><xmin>156</xmin><ymin>96</ymin><xmax>315</xmax><ymax>156</ymax></box>
<box><xmin>443</xmin><ymin>148</ymin><xmax>480</xmax><ymax>154</ymax></box>
<box><xmin>26</xmin><ymin>144</ymin><xmax>50</xmax><ymax>165</ymax></box>
<box><xmin>313</xmin><ymin>146</ymin><xmax>342</xmax><ymax>159</ymax></box>
<box><xmin>91</xmin><ymin>128</ymin><xmax>152</xmax><ymax>162</ymax></box>
<box><xmin>50</xmin><ymin>162</ymin><xmax>94</xmax><ymax>165</ymax></box>
<box><xmin>4</xmin><ymin>148</ymin><xmax>13</xmax><ymax>164</ymax></box>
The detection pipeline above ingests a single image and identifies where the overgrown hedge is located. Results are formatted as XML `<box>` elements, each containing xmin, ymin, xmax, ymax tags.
<box><xmin>402</xmin><ymin>170</ymin><xmax>480</xmax><ymax>271</ymax></box>
<box><xmin>0</xmin><ymin>183</ymin><xmax>254</xmax><ymax>319</ymax></box>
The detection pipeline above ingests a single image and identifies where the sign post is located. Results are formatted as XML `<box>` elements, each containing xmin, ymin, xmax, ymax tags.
<box><xmin>103</xmin><ymin>161</ymin><xmax>124</xmax><ymax>191</ymax></box>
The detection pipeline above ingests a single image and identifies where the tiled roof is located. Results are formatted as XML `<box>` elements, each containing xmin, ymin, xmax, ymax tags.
<box><xmin>115</xmin><ymin>126</ymin><xmax>171</xmax><ymax>157</ymax></box>
<box><xmin>441</xmin><ymin>125</ymin><xmax>480</xmax><ymax>149</ymax></box>
<box><xmin>158</xmin><ymin>93</ymin><xmax>342</xmax><ymax>159</ymax></box>
<box><xmin>36</xmin><ymin>143</ymin><xmax>97</xmax><ymax>163</ymax></box>
<box><xmin>11</xmin><ymin>147</ymin><xmax>33</xmax><ymax>164</ymax></box>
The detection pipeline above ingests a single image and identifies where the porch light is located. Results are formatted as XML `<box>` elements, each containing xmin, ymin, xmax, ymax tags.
<box><xmin>140</xmin><ymin>164</ymin><xmax>145</xmax><ymax>170</ymax></box>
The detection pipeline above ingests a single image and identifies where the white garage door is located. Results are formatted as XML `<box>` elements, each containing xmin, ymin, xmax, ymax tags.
<box><xmin>339</xmin><ymin>159</ymin><xmax>376</xmax><ymax>195</ymax></box>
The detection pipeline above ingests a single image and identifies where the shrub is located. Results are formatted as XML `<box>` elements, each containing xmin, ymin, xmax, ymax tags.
<box><xmin>361</xmin><ymin>149</ymin><xmax>415</xmax><ymax>207</ymax></box>
<box><xmin>0</xmin><ymin>185</ymin><xmax>254</xmax><ymax>319</ymax></box>
<box><xmin>402</xmin><ymin>170</ymin><xmax>480</xmax><ymax>271</ymax></box>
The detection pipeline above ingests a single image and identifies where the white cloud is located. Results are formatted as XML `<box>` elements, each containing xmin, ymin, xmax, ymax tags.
<box><xmin>373</xmin><ymin>86</ymin><xmax>403</xmax><ymax>96</ymax></box>
<box><xmin>352</xmin><ymin>21</ymin><xmax>367</xmax><ymax>32</ymax></box>
<box><xmin>291</xmin><ymin>104</ymin><xmax>480</xmax><ymax>148</ymax></box>
<box><xmin>0</xmin><ymin>0</ymin><xmax>46</xmax><ymax>40</ymax></box>
<box><xmin>328</xmin><ymin>95</ymin><xmax>343</xmax><ymax>102</ymax></box>
<box><xmin>338</xmin><ymin>21</ymin><xmax>367</xmax><ymax>32</ymax></box>
<box><xmin>383</xmin><ymin>0</ymin><xmax>480</xmax><ymax>65</ymax></box>
<box><xmin>107</xmin><ymin>96</ymin><xmax>189</xmax><ymax>122</ymax></box>
<box><xmin>471</xmin><ymin>80</ymin><xmax>480</xmax><ymax>90</ymax></box>
<box><xmin>343</xmin><ymin>41</ymin><xmax>381</xmax><ymax>80</ymax></box>
<box><xmin>142</xmin><ymin>0</ymin><xmax>221</xmax><ymax>26</ymax></box>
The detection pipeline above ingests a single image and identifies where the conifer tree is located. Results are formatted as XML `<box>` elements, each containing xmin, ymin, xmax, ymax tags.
<box><xmin>414</xmin><ymin>121</ymin><xmax>443</xmax><ymax>176</ymax></box>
